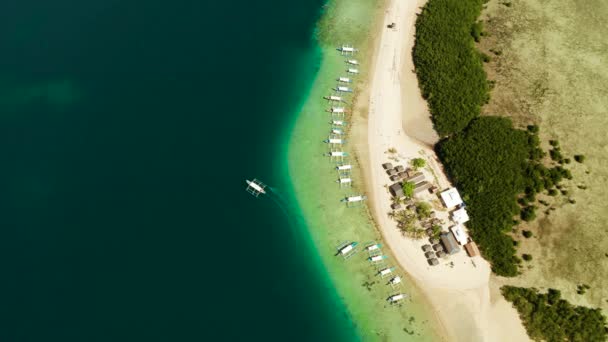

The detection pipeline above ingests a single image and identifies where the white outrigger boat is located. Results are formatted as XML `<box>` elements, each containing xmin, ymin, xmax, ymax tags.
<box><xmin>337</xmin><ymin>177</ymin><xmax>352</xmax><ymax>185</ymax></box>
<box><xmin>331</xmin><ymin>120</ymin><xmax>346</xmax><ymax>126</ymax></box>
<box><xmin>336</xmin><ymin>241</ymin><xmax>359</xmax><ymax>259</ymax></box>
<box><xmin>338</xmin><ymin>77</ymin><xmax>351</xmax><ymax>83</ymax></box>
<box><xmin>342</xmin><ymin>195</ymin><xmax>366</xmax><ymax>203</ymax></box>
<box><xmin>325</xmin><ymin>138</ymin><xmax>344</xmax><ymax>145</ymax></box>
<box><xmin>379</xmin><ymin>267</ymin><xmax>396</xmax><ymax>277</ymax></box>
<box><xmin>338</xmin><ymin>44</ymin><xmax>358</xmax><ymax>55</ymax></box>
<box><xmin>324</xmin><ymin>95</ymin><xmax>343</xmax><ymax>102</ymax></box>
<box><xmin>390</xmin><ymin>276</ymin><xmax>402</xmax><ymax>285</ymax></box>
<box><xmin>347</xmin><ymin>68</ymin><xmax>359</xmax><ymax>74</ymax></box>
<box><xmin>335</xmin><ymin>86</ymin><xmax>353</xmax><ymax>93</ymax></box>
<box><xmin>388</xmin><ymin>293</ymin><xmax>406</xmax><ymax>303</ymax></box>
<box><xmin>329</xmin><ymin>107</ymin><xmax>346</xmax><ymax>114</ymax></box>
<box><xmin>327</xmin><ymin>151</ymin><xmax>348</xmax><ymax>158</ymax></box>
<box><xmin>336</xmin><ymin>164</ymin><xmax>352</xmax><ymax>171</ymax></box>
<box><xmin>369</xmin><ymin>255</ymin><xmax>387</xmax><ymax>262</ymax></box>
<box><xmin>346</xmin><ymin>59</ymin><xmax>359</xmax><ymax>65</ymax></box>
<box><xmin>366</xmin><ymin>243</ymin><xmax>382</xmax><ymax>251</ymax></box>
<box><xmin>331</xmin><ymin>128</ymin><xmax>343</xmax><ymax>135</ymax></box>
<box><xmin>245</xmin><ymin>178</ymin><xmax>267</xmax><ymax>197</ymax></box>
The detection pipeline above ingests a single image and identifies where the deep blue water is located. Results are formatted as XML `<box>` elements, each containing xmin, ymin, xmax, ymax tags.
<box><xmin>0</xmin><ymin>1</ymin><xmax>358</xmax><ymax>341</ymax></box>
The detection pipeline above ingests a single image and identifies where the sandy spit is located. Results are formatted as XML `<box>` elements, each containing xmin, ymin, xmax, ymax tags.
<box><xmin>351</xmin><ymin>0</ymin><xmax>531</xmax><ymax>340</ymax></box>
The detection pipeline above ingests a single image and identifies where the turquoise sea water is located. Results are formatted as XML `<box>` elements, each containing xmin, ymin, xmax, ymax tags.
<box><xmin>0</xmin><ymin>1</ymin><xmax>359</xmax><ymax>340</ymax></box>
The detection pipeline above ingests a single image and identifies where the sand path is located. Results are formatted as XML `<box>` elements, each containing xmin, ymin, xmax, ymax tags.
<box><xmin>358</xmin><ymin>0</ymin><xmax>530</xmax><ymax>340</ymax></box>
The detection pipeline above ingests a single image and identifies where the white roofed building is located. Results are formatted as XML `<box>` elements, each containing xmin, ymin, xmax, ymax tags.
<box><xmin>440</xmin><ymin>188</ymin><xmax>463</xmax><ymax>208</ymax></box>
<box><xmin>452</xmin><ymin>207</ymin><xmax>470</xmax><ymax>224</ymax></box>
<box><xmin>450</xmin><ymin>225</ymin><xmax>469</xmax><ymax>245</ymax></box>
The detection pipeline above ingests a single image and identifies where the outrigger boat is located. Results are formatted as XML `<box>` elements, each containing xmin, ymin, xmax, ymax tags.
<box><xmin>388</xmin><ymin>294</ymin><xmax>405</xmax><ymax>303</ymax></box>
<box><xmin>337</xmin><ymin>177</ymin><xmax>352</xmax><ymax>185</ymax></box>
<box><xmin>245</xmin><ymin>179</ymin><xmax>267</xmax><ymax>197</ymax></box>
<box><xmin>369</xmin><ymin>255</ymin><xmax>387</xmax><ymax>262</ymax></box>
<box><xmin>338</xmin><ymin>44</ymin><xmax>358</xmax><ymax>55</ymax></box>
<box><xmin>335</xmin><ymin>86</ymin><xmax>353</xmax><ymax>93</ymax></box>
<box><xmin>347</xmin><ymin>68</ymin><xmax>359</xmax><ymax>74</ymax></box>
<box><xmin>366</xmin><ymin>243</ymin><xmax>382</xmax><ymax>251</ymax></box>
<box><xmin>324</xmin><ymin>95</ymin><xmax>343</xmax><ymax>102</ymax></box>
<box><xmin>325</xmin><ymin>138</ymin><xmax>344</xmax><ymax>144</ymax></box>
<box><xmin>342</xmin><ymin>195</ymin><xmax>366</xmax><ymax>203</ymax></box>
<box><xmin>338</xmin><ymin>77</ymin><xmax>351</xmax><ymax>83</ymax></box>
<box><xmin>346</xmin><ymin>59</ymin><xmax>359</xmax><ymax>65</ymax></box>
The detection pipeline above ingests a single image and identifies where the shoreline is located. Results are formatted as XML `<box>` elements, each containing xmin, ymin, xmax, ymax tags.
<box><xmin>286</xmin><ymin>0</ymin><xmax>448</xmax><ymax>339</ymax></box>
<box><xmin>351</xmin><ymin>0</ymin><xmax>529</xmax><ymax>340</ymax></box>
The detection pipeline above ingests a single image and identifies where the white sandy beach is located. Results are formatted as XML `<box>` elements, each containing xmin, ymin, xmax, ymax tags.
<box><xmin>355</xmin><ymin>0</ymin><xmax>531</xmax><ymax>340</ymax></box>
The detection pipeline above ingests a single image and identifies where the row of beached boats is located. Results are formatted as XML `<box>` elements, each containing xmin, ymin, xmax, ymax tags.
<box><xmin>331</xmin><ymin>45</ymin><xmax>406</xmax><ymax>305</ymax></box>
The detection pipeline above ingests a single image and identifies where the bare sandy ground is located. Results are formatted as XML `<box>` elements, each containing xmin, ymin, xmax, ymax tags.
<box><xmin>352</xmin><ymin>0</ymin><xmax>530</xmax><ymax>340</ymax></box>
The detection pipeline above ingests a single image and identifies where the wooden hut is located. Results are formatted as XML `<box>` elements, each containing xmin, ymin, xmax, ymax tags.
<box><xmin>391</xmin><ymin>203</ymin><xmax>402</xmax><ymax>210</ymax></box>
<box><xmin>428</xmin><ymin>258</ymin><xmax>439</xmax><ymax>266</ymax></box>
<box><xmin>382</xmin><ymin>162</ymin><xmax>393</xmax><ymax>170</ymax></box>
<box><xmin>425</xmin><ymin>251</ymin><xmax>436</xmax><ymax>259</ymax></box>
<box><xmin>395</xmin><ymin>165</ymin><xmax>405</xmax><ymax>173</ymax></box>
<box><xmin>432</xmin><ymin>244</ymin><xmax>444</xmax><ymax>252</ymax></box>
<box><xmin>464</xmin><ymin>241</ymin><xmax>480</xmax><ymax>257</ymax></box>
<box><xmin>390</xmin><ymin>175</ymin><xmax>400</xmax><ymax>182</ymax></box>
<box><xmin>387</xmin><ymin>169</ymin><xmax>398</xmax><ymax>176</ymax></box>
<box><xmin>430</xmin><ymin>238</ymin><xmax>439</xmax><ymax>245</ymax></box>
<box><xmin>406</xmin><ymin>172</ymin><xmax>425</xmax><ymax>184</ymax></box>
<box><xmin>398</xmin><ymin>171</ymin><xmax>408</xmax><ymax>179</ymax></box>
<box><xmin>422</xmin><ymin>244</ymin><xmax>433</xmax><ymax>252</ymax></box>
<box><xmin>414</xmin><ymin>181</ymin><xmax>432</xmax><ymax>194</ymax></box>
<box><xmin>436</xmin><ymin>251</ymin><xmax>447</xmax><ymax>258</ymax></box>
<box><xmin>389</xmin><ymin>182</ymin><xmax>404</xmax><ymax>198</ymax></box>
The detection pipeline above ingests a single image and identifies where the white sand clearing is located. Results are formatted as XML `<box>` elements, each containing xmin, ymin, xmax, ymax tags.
<box><xmin>356</xmin><ymin>0</ymin><xmax>530</xmax><ymax>340</ymax></box>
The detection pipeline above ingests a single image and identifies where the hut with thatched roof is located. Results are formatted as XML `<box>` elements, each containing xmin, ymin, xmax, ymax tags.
<box><xmin>389</xmin><ymin>182</ymin><xmax>404</xmax><ymax>198</ymax></box>
<box><xmin>406</xmin><ymin>172</ymin><xmax>425</xmax><ymax>184</ymax></box>
<box><xmin>422</xmin><ymin>244</ymin><xmax>433</xmax><ymax>252</ymax></box>
<box><xmin>426</xmin><ymin>228</ymin><xmax>434</xmax><ymax>236</ymax></box>
<box><xmin>395</xmin><ymin>165</ymin><xmax>405</xmax><ymax>173</ymax></box>
<box><xmin>433</xmin><ymin>244</ymin><xmax>444</xmax><ymax>252</ymax></box>
<box><xmin>425</xmin><ymin>251</ymin><xmax>436</xmax><ymax>259</ymax></box>
<box><xmin>382</xmin><ymin>162</ymin><xmax>393</xmax><ymax>170</ymax></box>
<box><xmin>436</xmin><ymin>251</ymin><xmax>446</xmax><ymax>258</ymax></box>
<box><xmin>430</xmin><ymin>238</ymin><xmax>439</xmax><ymax>245</ymax></box>
<box><xmin>398</xmin><ymin>171</ymin><xmax>408</xmax><ymax>179</ymax></box>
<box><xmin>390</xmin><ymin>175</ymin><xmax>400</xmax><ymax>182</ymax></box>
<box><xmin>387</xmin><ymin>169</ymin><xmax>398</xmax><ymax>176</ymax></box>
<box><xmin>428</xmin><ymin>258</ymin><xmax>439</xmax><ymax>266</ymax></box>
<box><xmin>414</xmin><ymin>181</ymin><xmax>432</xmax><ymax>194</ymax></box>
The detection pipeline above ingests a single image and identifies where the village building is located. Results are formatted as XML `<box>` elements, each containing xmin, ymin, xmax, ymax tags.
<box><xmin>440</xmin><ymin>232</ymin><xmax>460</xmax><ymax>255</ymax></box>
<box><xmin>440</xmin><ymin>187</ymin><xmax>463</xmax><ymax>209</ymax></box>
<box><xmin>450</xmin><ymin>225</ymin><xmax>469</xmax><ymax>245</ymax></box>
<box><xmin>464</xmin><ymin>241</ymin><xmax>480</xmax><ymax>257</ymax></box>
<box><xmin>389</xmin><ymin>182</ymin><xmax>404</xmax><ymax>197</ymax></box>
<box><xmin>452</xmin><ymin>207</ymin><xmax>470</xmax><ymax>224</ymax></box>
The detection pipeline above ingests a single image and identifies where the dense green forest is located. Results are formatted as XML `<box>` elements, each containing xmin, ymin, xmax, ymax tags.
<box><xmin>414</xmin><ymin>0</ymin><xmax>573</xmax><ymax>276</ymax></box>
<box><xmin>502</xmin><ymin>286</ymin><xmax>608</xmax><ymax>341</ymax></box>
<box><xmin>437</xmin><ymin>117</ymin><xmax>527</xmax><ymax>275</ymax></box>
<box><xmin>413</xmin><ymin>0</ymin><xmax>488</xmax><ymax>135</ymax></box>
